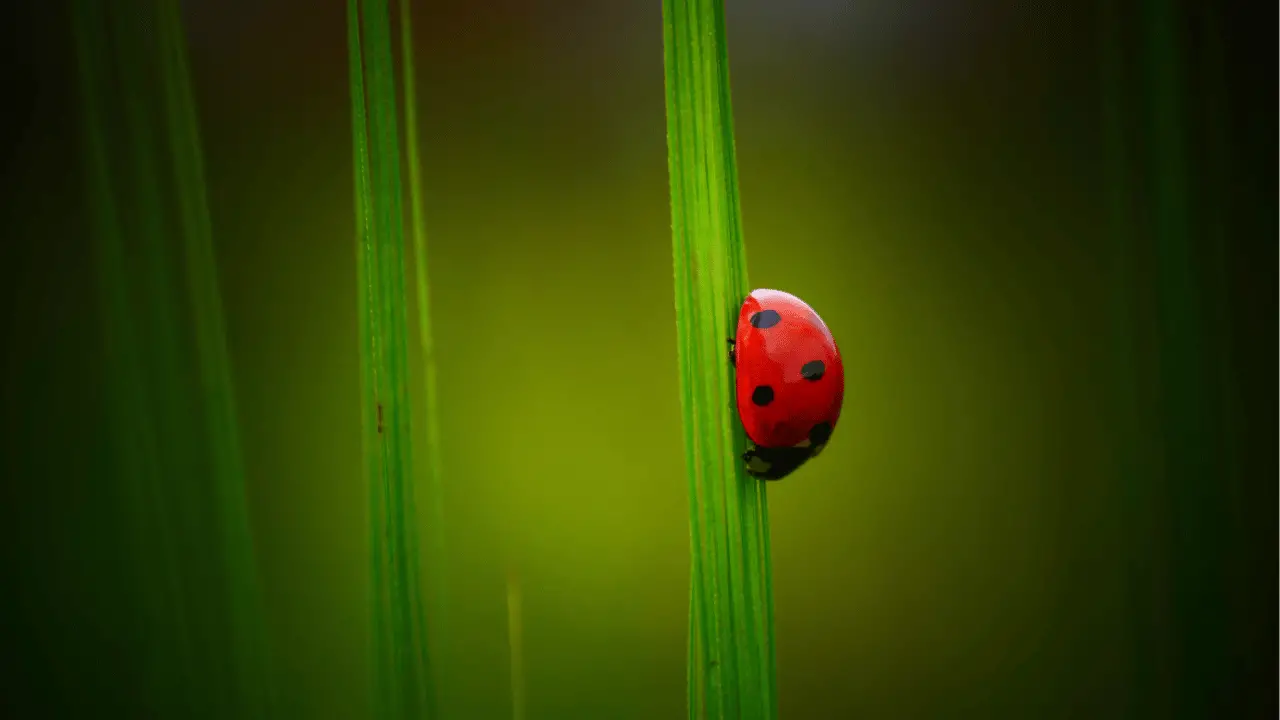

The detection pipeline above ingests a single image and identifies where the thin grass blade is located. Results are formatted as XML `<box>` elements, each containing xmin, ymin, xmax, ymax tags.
<box><xmin>506</xmin><ymin>566</ymin><xmax>527</xmax><ymax>720</ymax></box>
<box><xmin>71</xmin><ymin>1</ymin><xmax>275</xmax><ymax>715</ymax></box>
<box><xmin>348</xmin><ymin>0</ymin><xmax>435</xmax><ymax>716</ymax></box>
<box><xmin>400</xmin><ymin>0</ymin><xmax>450</xmax><ymax>704</ymax></box>
<box><xmin>662</xmin><ymin>1</ymin><xmax>778</xmax><ymax>718</ymax></box>
<box><xmin>154</xmin><ymin>3</ymin><xmax>276</xmax><ymax>713</ymax></box>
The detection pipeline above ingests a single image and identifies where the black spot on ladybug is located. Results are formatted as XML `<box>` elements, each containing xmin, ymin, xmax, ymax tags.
<box><xmin>809</xmin><ymin>422</ymin><xmax>833</xmax><ymax>447</ymax></box>
<box><xmin>801</xmin><ymin>360</ymin><xmax>825</xmax><ymax>381</ymax></box>
<box><xmin>751</xmin><ymin>385</ymin><xmax>774</xmax><ymax>406</ymax></box>
<box><xmin>749</xmin><ymin>309</ymin><xmax>781</xmax><ymax>329</ymax></box>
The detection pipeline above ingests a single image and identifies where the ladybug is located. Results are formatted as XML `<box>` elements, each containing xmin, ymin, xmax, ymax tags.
<box><xmin>728</xmin><ymin>289</ymin><xmax>844</xmax><ymax>480</ymax></box>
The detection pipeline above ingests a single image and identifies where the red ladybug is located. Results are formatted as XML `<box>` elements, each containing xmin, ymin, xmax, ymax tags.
<box><xmin>729</xmin><ymin>289</ymin><xmax>844</xmax><ymax>480</ymax></box>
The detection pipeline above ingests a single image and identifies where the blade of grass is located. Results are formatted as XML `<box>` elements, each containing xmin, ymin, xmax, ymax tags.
<box><xmin>1140</xmin><ymin>1</ymin><xmax>1226</xmax><ymax>714</ymax></box>
<box><xmin>346</xmin><ymin>3</ymin><xmax>389</xmax><ymax>713</ymax></box>
<box><xmin>349</xmin><ymin>1</ymin><xmax>397</xmax><ymax>715</ymax></box>
<box><xmin>1097</xmin><ymin>3</ymin><xmax>1149</xmax><ymax>716</ymax></box>
<box><xmin>400</xmin><ymin>0</ymin><xmax>450</xmax><ymax>701</ymax></box>
<box><xmin>71</xmin><ymin>3</ymin><xmax>195</xmax><ymax>710</ymax></box>
<box><xmin>662</xmin><ymin>1</ymin><xmax>777</xmax><ymax>719</ymax></box>
<box><xmin>102</xmin><ymin>11</ymin><xmax>205</xmax><ymax>698</ymax></box>
<box><xmin>506</xmin><ymin>566</ymin><xmax>527</xmax><ymax>720</ymax></box>
<box><xmin>71</xmin><ymin>1</ymin><xmax>275</xmax><ymax>715</ymax></box>
<box><xmin>1195</xmin><ymin>5</ymin><xmax>1249</xmax><ymax>640</ymax></box>
<box><xmin>153</xmin><ymin>2</ymin><xmax>276</xmax><ymax>715</ymax></box>
<box><xmin>349</xmin><ymin>0</ymin><xmax>435</xmax><ymax>717</ymax></box>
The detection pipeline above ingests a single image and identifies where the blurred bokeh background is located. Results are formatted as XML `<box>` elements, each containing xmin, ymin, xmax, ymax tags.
<box><xmin>2</xmin><ymin>0</ymin><xmax>1274</xmax><ymax>718</ymax></box>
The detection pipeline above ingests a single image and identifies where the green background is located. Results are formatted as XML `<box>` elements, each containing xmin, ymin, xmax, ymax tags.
<box><xmin>2</xmin><ymin>1</ymin><xmax>1273</xmax><ymax>718</ymax></box>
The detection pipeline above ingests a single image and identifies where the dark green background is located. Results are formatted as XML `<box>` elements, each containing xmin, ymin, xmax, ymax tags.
<box><xmin>3</xmin><ymin>1</ymin><xmax>1274</xmax><ymax>718</ymax></box>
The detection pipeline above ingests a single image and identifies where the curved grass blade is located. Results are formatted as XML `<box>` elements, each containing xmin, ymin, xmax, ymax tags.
<box><xmin>661</xmin><ymin>1</ymin><xmax>778</xmax><ymax>718</ymax></box>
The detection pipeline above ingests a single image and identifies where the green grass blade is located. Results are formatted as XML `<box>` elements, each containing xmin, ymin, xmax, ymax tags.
<box><xmin>400</xmin><ymin>0</ymin><xmax>450</xmax><ymax>701</ymax></box>
<box><xmin>661</xmin><ymin>1</ymin><xmax>777</xmax><ymax>718</ymax></box>
<box><xmin>1097</xmin><ymin>2</ymin><xmax>1147</xmax><ymax>714</ymax></box>
<box><xmin>1140</xmin><ymin>1</ymin><xmax>1226</xmax><ymax>713</ymax></box>
<box><xmin>506</xmin><ymin>567</ymin><xmax>527</xmax><ymax>720</ymax></box>
<box><xmin>71</xmin><ymin>1</ymin><xmax>275</xmax><ymax>715</ymax></box>
<box><xmin>70</xmin><ymin>3</ymin><xmax>195</xmax><ymax>708</ymax></box>
<box><xmin>349</xmin><ymin>0</ymin><xmax>435</xmax><ymax>716</ymax></box>
<box><xmin>102</xmin><ymin>12</ymin><xmax>202</xmax><ymax>690</ymax></box>
<box><xmin>346</xmin><ymin>3</ymin><xmax>387</xmax><ymax>711</ymax></box>
<box><xmin>153</xmin><ymin>3</ymin><xmax>276</xmax><ymax>714</ymax></box>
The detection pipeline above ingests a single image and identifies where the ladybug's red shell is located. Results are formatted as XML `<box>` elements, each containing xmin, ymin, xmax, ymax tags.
<box><xmin>733</xmin><ymin>289</ymin><xmax>844</xmax><ymax>480</ymax></box>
